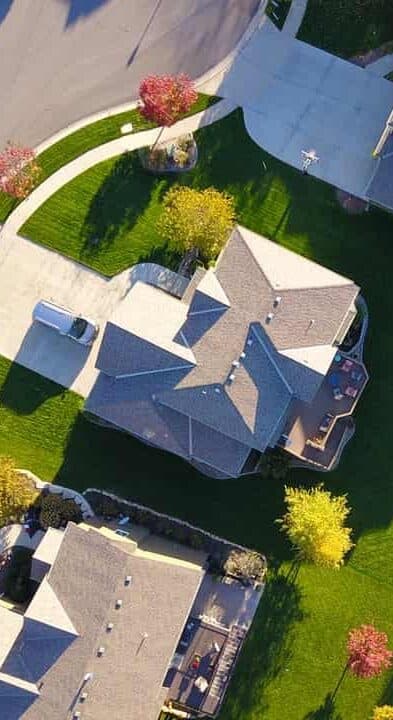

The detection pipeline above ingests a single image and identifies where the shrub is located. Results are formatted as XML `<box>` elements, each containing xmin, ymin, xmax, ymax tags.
<box><xmin>277</xmin><ymin>485</ymin><xmax>353</xmax><ymax>568</ymax></box>
<box><xmin>37</xmin><ymin>493</ymin><xmax>83</xmax><ymax>530</ymax></box>
<box><xmin>0</xmin><ymin>142</ymin><xmax>41</xmax><ymax>199</ymax></box>
<box><xmin>224</xmin><ymin>549</ymin><xmax>266</xmax><ymax>582</ymax></box>
<box><xmin>158</xmin><ymin>186</ymin><xmax>235</xmax><ymax>262</ymax></box>
<box><xmin>259</xmin><ymin>450</ymin><xmax>290</xmax><ymax>480</ymax></box>
<box><xmin>0</xmin><ymin>457</ymin><xmax>37</xmax><ymax>527</ymax></box>
<box><xmin>372</xmin><ymin>707</ymin><xmax>393</xmax><ymax>720</ymax></box>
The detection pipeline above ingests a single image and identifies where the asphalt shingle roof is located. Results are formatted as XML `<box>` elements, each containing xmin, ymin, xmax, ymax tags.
<box><xmin>1</xmin><ymin>523</ymin><xmax>203</xmax><ymax>720</ymax></box>
<box><xmin>86</xmin><ymin>226</ymin><xmax>359</xmax><ymax>476</ymax></box>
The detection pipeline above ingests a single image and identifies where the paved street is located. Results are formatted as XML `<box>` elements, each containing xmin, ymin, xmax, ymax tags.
<box><xmin>0</xmin><ymin>0</ymin><xmax>259</xmax><ymax>147</ymax></box>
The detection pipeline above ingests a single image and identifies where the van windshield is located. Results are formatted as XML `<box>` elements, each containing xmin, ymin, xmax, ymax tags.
<box><xmin>69</xmin><ymin>317</ymin><xmax>88</xmax><ymax>339</ymax></box>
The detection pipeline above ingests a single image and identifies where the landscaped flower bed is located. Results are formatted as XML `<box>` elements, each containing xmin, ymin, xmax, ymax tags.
<box><xmin>139</xmin><ymin>133</ymin><xmax>197</xmax><ymax>174</ymax></box>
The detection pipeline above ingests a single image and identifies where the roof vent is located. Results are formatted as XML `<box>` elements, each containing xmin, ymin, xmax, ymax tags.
<box><xmin>80</xmin><ymin>692</ymin><xmax>88</xmax><ymax>702</ymax></box>
<box><xmin>97</xmin><ymin>646</ymin><xmax>105</xmax><ymax>657</ymax></box>
<box><xmin>73</xmin><ymin>713</ymin><xmax>81</xmax><ymax>719</ymax></box>
<box><xmin>202</xmin><ymin>389</ymin><xmax>207</xmax><ymax>395</ymax></box>
<box><xmin>228</xmin><ymin>373</ymin><xmax>235</xmax><ymax>382</ymax></box>
<box><xmin>247</xmin><ymin>339</ymin><xmax>253</xmax><ymax>347</ymax></box>
<box><xmin>232</xmin><ymin>360</ymin><xmax>240</xmax><ymax>368</ymax></box>
<box><xmin>266</xmin><ymin>312</ymin><xmax>274</xmax><ymax>323</ymax></box>
<box><xmin>115</xmin><ymin>599</ymin><xmax>122</xmax><ymax>609</ymax></box>
<box><xmin>240</xmin><ymin>352</ymin><xmax>246</xmax><ymax>359</ymax></box>
<box><xmin>307</xmin><ymin>319</ymin><xmax>315</xmax><ymax>331</ymax></box>
<box><xmin>214</xmin><ymin>387</ymin><xmax>221</xmax><ymax>394</ymax></box>
<box><xmin>274</xmin><ymin>296</ymin><xmax>282</xmax><ymax>307</ymax></box>
<box><xmin>125</xmin><ymin>575</ymin><xmax>132</xmax><ymax>586</ymax></box>
<box><xmin>107</xmin><ymin>622</ymin><xmax>114</xmax><ymax>632</ymax></box>
<box><xmin>84</xmin><ymin>673</ymin><xmax>93</xmax><ymax>682</ymax></box>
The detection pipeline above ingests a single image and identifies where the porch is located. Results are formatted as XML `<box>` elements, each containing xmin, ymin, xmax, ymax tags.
<box><xmin>279</xmin><ymin>354</ymin><xmax>368</xmax><ymax>469</ymax></box>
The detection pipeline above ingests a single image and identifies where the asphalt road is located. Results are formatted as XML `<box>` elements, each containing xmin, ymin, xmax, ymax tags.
<box><xmin>0</xmin><ymin>0</ymin><xmax>259</xmax><ymax>147</ymax></box>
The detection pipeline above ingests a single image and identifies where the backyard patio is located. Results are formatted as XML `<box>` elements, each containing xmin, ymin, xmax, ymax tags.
<box><xmin>281</xmin><ymin>354</ymin><xmax>368</xmax><ymax>469</ymax></box>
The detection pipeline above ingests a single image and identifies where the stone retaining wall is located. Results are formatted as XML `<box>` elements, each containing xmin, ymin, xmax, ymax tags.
<box><xmin>19</xmin><ymin>470</ymin><xmax>94</xmax><ymax>519</ymax></box>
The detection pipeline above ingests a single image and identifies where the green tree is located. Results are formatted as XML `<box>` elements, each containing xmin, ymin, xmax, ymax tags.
<box><xmin>158</xmin><ymin>186</ymin><xmax>235</xmax><ymax>262</ymax></box>
<box><xmin>0</xmin><ymin>456</ymin><xmax>36</xmax><ymax>527</ymax></box>
<box><xmin>277</xmin><ymin>485</ymin><xmax>353</xmax><ymax>568</ymax></box>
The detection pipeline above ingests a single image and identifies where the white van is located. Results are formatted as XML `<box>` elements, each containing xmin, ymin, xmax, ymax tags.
<box><xmin>33</xmin><ymin>300</ymin><xmax>99</xmax><ymax>346</ymax></box>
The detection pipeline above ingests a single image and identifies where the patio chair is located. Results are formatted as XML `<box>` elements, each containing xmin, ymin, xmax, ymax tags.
<box><xmin>350</xmin><ymin>369</ymin><xmax>363</xmax><ymax>383</ymax></box>
<box><xmin>342</xmin><ymin>359</ymin><xmax>354</xmax><ymax>373</ymax></box>
<box><xmin>345</xmin><ymin>386</ymin><xmax>358</xmax><ymax>398</ymax></box>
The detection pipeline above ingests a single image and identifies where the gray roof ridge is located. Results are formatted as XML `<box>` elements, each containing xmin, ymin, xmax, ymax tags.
<box><xmin>235</xmin><ymin>224</ymin><xmax>356</xmax><ymax>289</ymax></box>
<box><xmin>249</xmin><ymin>324</ymin><xmax>294</xmax><ymax>394</ymax></box>
<box><xmin>157</xmin><ymin>386</ymin><xmax>258</xmax><ymax>449</ymax></box>
<box><xmin>234</xmin><ymin>225</ymin><xmax>360</xmax><ymax>295</ymax></box>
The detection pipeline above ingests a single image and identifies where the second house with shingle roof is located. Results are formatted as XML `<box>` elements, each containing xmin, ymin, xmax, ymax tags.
<box><xmin>85</xmin><ymin>226</ymin><xmax>368</xmax><ymax>478</ymax></box>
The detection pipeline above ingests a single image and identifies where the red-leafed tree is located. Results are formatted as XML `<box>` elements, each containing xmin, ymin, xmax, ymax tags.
<box><xmin>347</xmin><ymin>624</ymin><xmax>393</xmax><ymax>679</ymax></box>
<box><xmin>138</xmin><ymin>73</ymin><xmax>198</xmax><ymax>128</ymax></box>
<box><xmin>0</xmin><ymin>143</ymin><xmax>41</xmax><ymax>199</ymax></box>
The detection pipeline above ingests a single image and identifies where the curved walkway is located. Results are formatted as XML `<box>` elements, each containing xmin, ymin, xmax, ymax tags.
<box><xmin>1</xmin><ymin>98</ymin><xmax>236</xmax><ymax>237</ymax></box>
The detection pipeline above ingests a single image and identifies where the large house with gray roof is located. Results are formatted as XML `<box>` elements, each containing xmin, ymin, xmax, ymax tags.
<box><xmin>0</xmin><ymin>519</ymin><xmax>261</xmax><ymax>719</ymax></box>
<box><xmin>85</xmin><ymin>226</ymin><xmax>368</xmax><ymax>477</ymax></box>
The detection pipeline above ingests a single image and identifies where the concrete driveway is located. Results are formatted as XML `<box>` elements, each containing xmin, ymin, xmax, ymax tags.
<box><xmin>0</xmin><ymin>0</ymin><xmax>259</xmax><ymax>148</ymax></box>
<box><xmin>215</xmin><ymin>19</ymin><xmax>393</xmax><ymax>200</ymax></box>
<box><xmin>0</xmin><ymin>230</ymin><xmax>133</xmax><ymax>396</ymax></box>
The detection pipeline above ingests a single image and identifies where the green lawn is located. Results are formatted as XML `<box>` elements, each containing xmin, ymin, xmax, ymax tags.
<box><xmin>4</xmin><ymin>109</ymin><xmax>393</xmax><ymax>718</ymax></box>
<box><xmin>298</xmin><ymin>0</ymin><xmax>393</xmax><ymax>58</ymax></box>
<box><xmin>0</xmin><ymin>93</ymin><xmax>218</xmax><ymax>224</ymax></box>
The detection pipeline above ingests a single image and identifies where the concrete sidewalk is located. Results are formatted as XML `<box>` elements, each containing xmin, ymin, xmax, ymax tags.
<box><xmin>2</xmin><ymin>99</ymin><xmax>235</xmax><ymax>236</ymax></box>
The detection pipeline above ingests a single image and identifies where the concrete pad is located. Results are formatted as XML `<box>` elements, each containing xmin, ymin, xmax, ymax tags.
<box><xmin>0</xmin><ymin>231</ymin><xmax>133</xmax><ymax>396</ymax></box>
<box><xmin>221</xmin><ymin>27</ymin><xmax>393</xmax><ymax>203</ymax></box>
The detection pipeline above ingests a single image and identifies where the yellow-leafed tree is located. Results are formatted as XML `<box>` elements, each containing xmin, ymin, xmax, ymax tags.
<box><xmin>277</xmin><ymin>485</ymin><xmax>353</xmax><ymax>568</ymax></box>
<box><xmin>158</xmin><ymin>186</ymin><xmax>235</xmax><ymax>262</ymax></box>
<box><xmin>373</xmin><ymin>707</ymin><xmax>393</xmax><ymax>720</ymax></box>
<box><xmin>0</xmin><ymin>456</ymin><xmax>37</xmax><ymax>527</ymax></box>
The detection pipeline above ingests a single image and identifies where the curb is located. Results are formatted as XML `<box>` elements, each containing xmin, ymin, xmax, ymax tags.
<box><xmin>34</xmin><ymin>0</ymin><xmax>266</xmax><ymax>156</ymax></box>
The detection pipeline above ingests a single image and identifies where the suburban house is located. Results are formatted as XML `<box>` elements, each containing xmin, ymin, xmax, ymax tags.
<box><xmin>0</xmin><ymin>520</ymin><xmax>261</xmax><ymax>719</ymax></box>
<box><xmin>85</xmin><ymin>226</ymin><xmax>368</xmax><ymax>478</ymax></box>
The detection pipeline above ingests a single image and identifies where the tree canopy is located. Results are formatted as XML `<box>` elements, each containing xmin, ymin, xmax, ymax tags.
<box><xmin>138</xmin><ymin>73</ymin><xmax>197</xmax><ymax>127</ymax></box>
<box><xmin>373</xmin><ymin>707</ymin><xmax>393</xmax><ymax>720</ymax></box>
<box><xmin>347</xmin><ymin>624</ymin><xmax>392</xmax><ymax>679</ymax></box>
<box><xmin>277</xmin><ymin>484</ymin><xmax>353</xmax><ymax>568</ymax></box>
<box><xmin>0</xmin><ymin>142</ymin><xmax>41</xmax><ymax>199</ymax></box>
<box><xmin>0</xmin><ymin>457</ymin><xmax>37</xmax><ymax>527</ymax></box>
<box><xmin>158</xmin><ymin>185</ymin><xmax>235</xmax><ymax>261</ymax></box>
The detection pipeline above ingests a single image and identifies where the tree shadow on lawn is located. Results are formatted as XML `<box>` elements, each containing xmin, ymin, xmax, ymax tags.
<box><xmin>303</xmin><ymin>693</ymin><xmax>343</xmax><ymax>720</ymax></box>
<box><xmin>79</xmin><ymin>152</ymin><xmax>170</xmax><ymax>264</ymax></box>
<box><xmin>220</xmin><ymin>568</ymin><xmax>305</xmax><ymax>720</ymax></box>
<box><xmin>0</xmin><ymin>360</ymin><xmax>64</xmax><ymax>414</ymax></box>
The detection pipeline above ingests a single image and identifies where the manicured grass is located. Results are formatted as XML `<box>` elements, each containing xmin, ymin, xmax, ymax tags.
<box><xmin>4</xmin><ymin>109</ymin><xmax>393</xmax><ymax>718</ymax></box>
<box><xmin>298</xmin><ymin>0</ymin><xmax>393</xmax><ymax>58</ymax></box>
<box><xmin>0</xmin><ymin>93</ymin><xmax>218</xmax><ymax>224</ymax></box>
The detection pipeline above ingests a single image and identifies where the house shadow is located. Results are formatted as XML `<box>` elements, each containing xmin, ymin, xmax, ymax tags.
<box><xmin>221</xmin><ymin>569</ymin><xmax>304</xmax><ymax>719</ymax></box>
<box><xmin>60</xmin><ymin>0</ymin><xmax>113</xmax><ymax>27</ymax></box>
<box><xmin>80</xmin><ymin>152</ymin><xmax>167</xmax><ymax>263</ymax></box>
<box><xmin>0</xmin><ymin>324</ymin><xmax>90</xmax><ymax>412</ymax></box>
<box><xmin>0</xmin><ymin>0</ymin><xmax>13</xmax><ymax>24</ymax></box>
<box><xmin>0</xmin><ymin>355</ymin><xmax>64</xmax><ymax>415</ymax></box>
